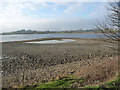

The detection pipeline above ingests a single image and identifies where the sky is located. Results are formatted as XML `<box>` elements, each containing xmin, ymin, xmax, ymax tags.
<box><xmin>0</xmin><ymin>0</ymin><xmax>111</xmax><ymax>32</ymax></box>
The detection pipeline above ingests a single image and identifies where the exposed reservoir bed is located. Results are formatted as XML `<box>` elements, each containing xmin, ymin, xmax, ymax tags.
<box><xmin>2</xmin><ymin>38</ymin><xmax>118</xmax><ymax>88</ymax></box>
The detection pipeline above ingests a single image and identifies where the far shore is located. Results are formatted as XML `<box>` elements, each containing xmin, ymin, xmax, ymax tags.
<box><xmin>0</xmin><ymin>31</ymin><xmax>112</xmax><ymax>35</ymax></box>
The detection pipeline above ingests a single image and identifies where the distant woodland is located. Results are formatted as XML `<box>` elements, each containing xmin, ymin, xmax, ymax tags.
<box><xmin>1</xmin><ymin>29</ymin><xmax>103</xmax><ymax>35</ymax></box>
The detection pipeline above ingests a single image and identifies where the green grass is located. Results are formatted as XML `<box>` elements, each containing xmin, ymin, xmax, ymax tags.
<box><xmin>104</xmin><ymin>76</ymin><xmax>120</xmax><ymax>88</ymax></box>
<box><xmin>85</xmin><ymin>73</ymin><xmax>120</xmax><ymax>89</ymax></box>
<box><xmin>23</xmin><ymin>73</ymin><xmax>120</xmax><ymax>89</ymax></box>
<box><xmin>24</xmin><ymin>77</ymin><xmax>84</xmax><ymax>89</ymax></box>
<box><xmin>85</xmin><ymin>85</ymin><xmax>99</xmax><ymax>88</ymax></box>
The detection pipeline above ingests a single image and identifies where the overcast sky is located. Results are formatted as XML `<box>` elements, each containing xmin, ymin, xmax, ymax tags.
<box><xmin>0</xmin><ymin>0</ymin><xmax>109</xmax><ymax>33</ymax></box>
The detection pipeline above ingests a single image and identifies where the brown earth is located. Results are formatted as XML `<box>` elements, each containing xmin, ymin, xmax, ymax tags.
<box><xmin>1</xmin><ymin>38</ymin><xmax>118</xmax><ymax>88</ymax></box>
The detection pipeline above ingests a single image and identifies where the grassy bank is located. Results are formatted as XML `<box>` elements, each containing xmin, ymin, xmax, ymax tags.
<box><xmin>23</xmin><ymin>73</ymin><xmax>120</xmax><ymax>89</ymax></box>
<box><xmin>85</xmin><ymin>73</ymin><xmax>120</xmax><ymax>89</ymax></box>
<box><xmin>23</xmin><ymin>77</ymin><xmax>84</xmax><ymax>89</ymax></box>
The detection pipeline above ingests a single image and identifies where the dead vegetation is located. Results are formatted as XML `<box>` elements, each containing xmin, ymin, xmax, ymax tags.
<box><xmin>2</xmin><ymin>56</ymin><xmax>118</xmax><ymax>88</ymax></box>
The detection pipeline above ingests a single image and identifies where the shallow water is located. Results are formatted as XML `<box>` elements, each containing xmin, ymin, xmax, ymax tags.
<box><xmin>25</xmin><ymin>39</ymin><xmax>76</xmax><ymax>44</ymax></box>
<box><xmin>1</xmin><ymin>33</ymin><xmax>105</xmax><ymax>42</ymax></box>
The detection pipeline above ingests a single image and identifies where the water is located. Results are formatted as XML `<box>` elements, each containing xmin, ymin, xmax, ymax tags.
<box><xmin>25</xmin><ymin>39</ymin><xmax>76</xmax><ymax>44</ymax></box>
<box><xmin>1</xmin><ymin>33</ymin><xmax>105</xmax><ymax>42</ymax></box>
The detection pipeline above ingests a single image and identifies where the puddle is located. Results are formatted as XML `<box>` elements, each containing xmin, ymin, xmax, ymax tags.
<box><xmin>25</xmin><ymin>39</ymin><xmax>76</xmax><ymax>44</ymax></box>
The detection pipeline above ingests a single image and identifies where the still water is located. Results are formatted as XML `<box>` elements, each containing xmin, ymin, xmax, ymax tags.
<box><xmin>25</xmin><ymin>39</ymin><xmax>76</xmax><ymax>44</ymax></box>
<box><xmin>1</xmin><ymin>33</ymin><xmax>105</xmax><ymax>42</ymax></box>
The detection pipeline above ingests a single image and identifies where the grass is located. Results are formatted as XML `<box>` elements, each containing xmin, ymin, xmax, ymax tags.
<box><xmin>104</xmin><ymin>75</ymin><xmax>120</xmax><ymax>88</ymax></box>
<box><xmin>23</xmin><ymin>73</ymin><xmax>120</xmax><ymax>89</ymax></box>
<box><xmin>85</xmin><ymin>73</ymin><xmax>120</xmax><ymax>89</ymax></box>
<box><xmin>24</xmin><ymin>76</ymin><xmax>120</xmax><ymax>89</ymax></box>
<box><xmin>24</xmin><ymin>77</ymin><xmax>84</xmax><ymax>89</ymax></box>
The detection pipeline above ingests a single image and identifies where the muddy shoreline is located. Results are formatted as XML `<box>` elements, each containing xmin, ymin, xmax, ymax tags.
<box><xmin>1</xmin><ymin>38</ymin><xmax>118</xmax><ymax>88</ymax></box>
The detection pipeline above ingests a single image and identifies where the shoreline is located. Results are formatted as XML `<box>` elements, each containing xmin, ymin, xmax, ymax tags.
<box><xmin>1</xmin><ymin>37</ymin><xmax>112</xmax><ymax>43</ymax></box>
<box><xmin>2</xmin><ymin>38</ymin><xmax>118</xmax><ymax>88</ymax></box>
<box><xmin>1</xmin><ymin>32</ymin><xmax>104</xmax><ymax>35</ymax></box>
<box><xmin>1</xmin><ymin>31</ymin><xmax>117</xmax><ymax>35</ymax></box>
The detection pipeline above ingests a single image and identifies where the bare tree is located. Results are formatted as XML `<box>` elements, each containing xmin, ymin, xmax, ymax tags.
<box><xmin>96</xmin><ymin>1</ymin><xmax>120</xmax><ymax>43</ymax></box>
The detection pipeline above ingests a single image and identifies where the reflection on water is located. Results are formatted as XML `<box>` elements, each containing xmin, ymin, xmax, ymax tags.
<box><xmin>25</xmin><ymin>39</ymin><xmax>76</xmax><ymax>44</ymax></box>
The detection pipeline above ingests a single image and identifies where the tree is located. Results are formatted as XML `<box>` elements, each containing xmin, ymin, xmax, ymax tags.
<box><xmin>96</xmin><ymin>1</ymin><xmax>120</xmax><ymax>43</ymax></box>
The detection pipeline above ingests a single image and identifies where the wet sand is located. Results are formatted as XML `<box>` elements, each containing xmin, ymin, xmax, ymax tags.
<box><xmin>1</xmin><ymin>38</ymin><xmax>118</xmax><ymax>88</ymax></box>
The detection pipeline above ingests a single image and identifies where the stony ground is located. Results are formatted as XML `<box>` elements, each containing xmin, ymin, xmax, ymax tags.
<box><xmin>1</xmin><ymin>38</ymin><xmax>118</xmax><ymax>88</ymax></box>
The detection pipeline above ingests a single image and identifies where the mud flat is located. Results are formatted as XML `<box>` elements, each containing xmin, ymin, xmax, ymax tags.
<box><xmin>1</xmin><ymin>38</ymin><xmax>118</xmax><ymax>88</ymax></box>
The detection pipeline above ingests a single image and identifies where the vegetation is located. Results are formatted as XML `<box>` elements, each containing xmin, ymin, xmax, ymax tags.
<box><xmin>85</xmin><ymin>73</ymin><xmax>120</xmax><ymax>89</ymax></box>
<box><xmin>85</xmin><ymin>77</ymin><xmax>120</xmax><ymax>89</ymax></box>
<box><xmin>23</xmin><ymin>73</ymin><xmax>120</xmax><ymax>89</ymax></box>
<box><xmin>1</xmin><ymin>29</ymin><xmax>104</xmax><ymax>35</ymax></box>
<box><xmin>23</xmin><ymin>77</ymin><xmax>84</xmax><ymax>89</ymax></box>
<box><xmin>96</xmin><ymin>1</ymin><xmax>120</xmax><ymax>42</ymax></box>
